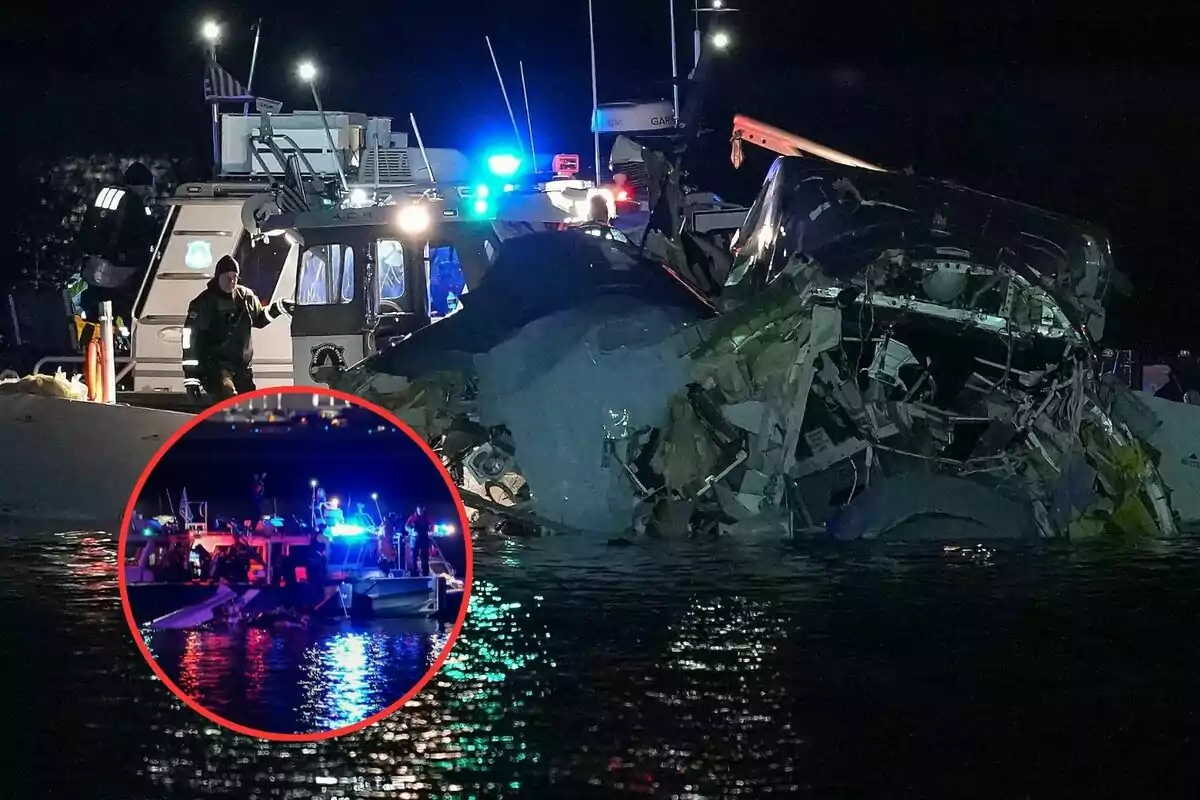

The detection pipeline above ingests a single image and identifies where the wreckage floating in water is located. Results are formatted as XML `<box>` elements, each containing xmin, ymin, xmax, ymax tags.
<box><xmin>336</xmin><ymin>129</ymin><xmax>1183</xmax><ymax>542</ymax></box>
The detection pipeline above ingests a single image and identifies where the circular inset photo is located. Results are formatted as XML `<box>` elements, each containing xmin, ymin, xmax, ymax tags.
<box><xmin>118</xmin><ymin>387</ymin><xmax>472</xmax><ymax>741</ymax></box>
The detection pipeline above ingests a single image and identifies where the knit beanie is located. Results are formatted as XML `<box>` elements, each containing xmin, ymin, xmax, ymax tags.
<box><xmin>215</xmin><ymin>255</ymin><xmax>240</xmax><ymax>277</ymax></box>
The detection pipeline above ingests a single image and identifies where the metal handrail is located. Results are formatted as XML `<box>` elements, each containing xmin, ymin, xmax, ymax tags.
<box><xmin>33</xmin><ymin>355</ymin><xmax>136</xmax><ymax>385</ymax></box>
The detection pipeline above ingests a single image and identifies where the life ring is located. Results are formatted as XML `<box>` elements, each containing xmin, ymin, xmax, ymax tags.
<box><xmin>84</xmin><ymin>339</ymin><xmax>104</xmax><ymax>401</ymax></box>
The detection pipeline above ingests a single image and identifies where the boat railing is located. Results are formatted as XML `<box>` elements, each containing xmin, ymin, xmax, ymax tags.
<box><xmin>249</xmin><ymin>132</ymin><xmax>322</xmax><ymax>214</ymax></box>
<box><xmin>33</xmin><ymin>355</ymin><xmax>136</xmax><ymax>384</ymax></box>
<box><xmin>31</xmin><ymin>301</ymin><xmax>129</xmax><ymax>403</ymax></box>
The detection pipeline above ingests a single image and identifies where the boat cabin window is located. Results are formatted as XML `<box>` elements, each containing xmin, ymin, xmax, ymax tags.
<box><xmin>298</xmin><ymin>244</ymin><xmax>356</xmax><ymax>305</ymax></box>
<box><xmin>234</xmin><ymin>232</ymin><xmax>291</xmax><ymax>303</ymax></box>
<box><xmin>377</xmin><ymin>239</ymin><xmax>406</xmax><ymax>301</ymax></box>
<box><xmin>427</xmin><ymin>245</ymin><xmax>467</xmax><ymax>319</ymax></box>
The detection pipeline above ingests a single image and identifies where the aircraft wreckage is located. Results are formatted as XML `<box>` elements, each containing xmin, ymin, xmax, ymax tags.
<box><xmin>334</xmin><ymin>115</ymin><xmax>1179</xmax><ymax>542</ymax></box>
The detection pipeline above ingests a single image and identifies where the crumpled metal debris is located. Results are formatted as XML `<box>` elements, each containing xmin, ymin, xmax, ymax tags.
<box><xmin>633</xmin><ymin>258</ymin><xmax>1177</xmax><ymax>540</ymax></box>
<box><xmin>340</xmin><ymin>162</ymin><xmax>1180</xmax><ymax>542</ymax></box>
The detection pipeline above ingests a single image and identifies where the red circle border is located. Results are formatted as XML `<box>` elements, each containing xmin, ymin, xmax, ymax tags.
<box><xmin>116</xmin><ymin>385</ymin><xmax>475</xmax><ymax>742</ymax></box>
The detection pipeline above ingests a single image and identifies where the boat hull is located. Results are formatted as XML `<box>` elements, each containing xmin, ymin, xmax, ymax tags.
<box><xmin>0</xmin><ymin>394</ymin><xmax>192</xmax><ymax>525</ymax></box>
<box><xmin>344</xmin><ymin>576</ymin><xmax>458</xmax><ymax>620</ymax></box>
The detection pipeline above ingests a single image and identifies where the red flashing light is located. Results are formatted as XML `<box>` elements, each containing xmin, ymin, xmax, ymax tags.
<box><xmin>552</xmin><ymin>154</ymin><xmax>580</xmax><ymax>177</ymax></box>
<box><xmin>616</xmin><ymin>189</ymin><xmax>629</xmax><ymax>202</ymax></box>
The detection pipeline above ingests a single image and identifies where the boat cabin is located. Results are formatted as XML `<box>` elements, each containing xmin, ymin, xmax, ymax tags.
<box><xmin>122</xmin><ymin>111</ymin><xmax>482</xmax><ymax>395</ymax></box>
<box><xmin>77</xmin><ymin>107</ymin><xmax>620</xmax><ymax>400</ymax></box>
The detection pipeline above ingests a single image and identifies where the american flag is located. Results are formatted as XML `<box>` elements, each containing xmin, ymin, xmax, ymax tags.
<box><xmin>204</xmin><ymin>59</ymin><xmax>253</xmax><ymax>104</ymax></box>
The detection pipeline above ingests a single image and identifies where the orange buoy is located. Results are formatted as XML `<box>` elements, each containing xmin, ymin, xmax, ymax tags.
<box><xmin>84</xmin><ymin>339</ymin><xmax>101</xmax><ymax>401</ymax></box>
<box><xmin>85</xmin><ymin>338</ymin><xmax>109</xmax><ymax>402</ymax></box>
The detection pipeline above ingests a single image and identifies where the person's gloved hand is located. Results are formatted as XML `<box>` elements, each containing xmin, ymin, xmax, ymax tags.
<box><xmin>280</xmin><ymin>298</ymin><xmax>296</xmax><ymax>315</ymax></box>
<box><xmin>184</xmin><ymin>379</ymin><xmax>204</xmax><ymax>404</ymax></box>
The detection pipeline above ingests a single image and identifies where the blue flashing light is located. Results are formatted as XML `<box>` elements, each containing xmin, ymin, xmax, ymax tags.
<box><xmin>269</xmin><ymin>516</ymin><xmax>285</xmax><ymax>528</ymax></box>
<box><xmin>473</xmin><ymin>199</ymin><xmax>490</xmax><ymax>215</ymax></box>
<box><xmin>142</xmin><ymin>528</ymin><xmax>154</xmax><ymax>537</ymax></box>
<box><xmin>486</xmin><ymin>153</ymin><xmax>522</xmax><ymax>177</ymax></box>
<box><xmin>475</xmin><ymin>184</ymin><xmax>490</xmax><ymax>198</ymax></box>
<box><xmin>433</xmin><ymin>523</ymin><xmax>457</xmax><ymax>536</ymax></box>
<box><xmin>329</xmin><ymin>523</ymin><xmax>368</xmax><ymax>537</ymax></box>
<box><xmin>503</xmin><ymin>183</ymin><xmax>516</xmax><ymax>192</ymax></box>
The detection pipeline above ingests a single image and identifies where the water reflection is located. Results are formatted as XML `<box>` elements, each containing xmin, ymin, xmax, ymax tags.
<box><xmin>3</xmin><ymin>527</ymin><xmax>1200</xmax><ymax>797</ymax></box>
<box><xmin>142</xmin><ymin>615</ymin><xmax>445</xmax><ymax>735</ymax></box>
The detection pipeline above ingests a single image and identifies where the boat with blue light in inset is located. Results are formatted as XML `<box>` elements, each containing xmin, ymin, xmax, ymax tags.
<box><xmin>124</xmin><ymin>490</ymin><xmax>464</xmax><ymax>628</ymax></box>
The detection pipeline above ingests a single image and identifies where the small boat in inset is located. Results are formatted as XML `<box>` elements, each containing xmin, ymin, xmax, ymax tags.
<box><xmin>124</xmin><ymin>490</ymin><xmax>464</xmax><ymax>628</ymax></box>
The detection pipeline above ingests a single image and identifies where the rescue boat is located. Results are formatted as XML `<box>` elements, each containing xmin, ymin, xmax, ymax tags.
<box><xmin>124</xmin><ymin>491</ymin><xmax>464</xmax><ymax>627</ymax></box>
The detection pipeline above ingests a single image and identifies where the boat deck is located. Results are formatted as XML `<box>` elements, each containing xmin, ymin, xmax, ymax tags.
<box><xmin>116</xmin><ymin>392</ymin><xmax>204</xmax><ymax>414</ymax></box>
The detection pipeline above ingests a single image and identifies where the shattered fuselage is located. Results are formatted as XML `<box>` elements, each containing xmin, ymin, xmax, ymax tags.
<box><xmin>713</xmin><ymin>157</ymin><xmax>1174</xmax><ymax>539</ymax></box>
<box><xmin>338</xmin><ymin>158</ymin><xmax>1178</xmax><ymax>541</ymax></box>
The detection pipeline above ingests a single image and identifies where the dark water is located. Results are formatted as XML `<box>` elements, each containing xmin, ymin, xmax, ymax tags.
<box><xmin>3</xmin><ymin>525</ymin><xmax>1200</xmax><ymax>798</ymax></box>
<box><xmin>142</xmin><ymin>618</ymin><xmax>448</xmax><ymax>736</ymax></box>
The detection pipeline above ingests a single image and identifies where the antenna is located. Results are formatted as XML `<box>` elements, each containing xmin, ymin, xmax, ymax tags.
<box><xmin>587</xmin><ymin>0</ymin><xmax>600</xmax><ymax>185</ymax></box>
<box><xmin>373</xmin><ymin>125</ymin><xmax>381</xmax><ymax>193</ymax></box>
<box><xmin>409</xmin><ymin>113</ymin><xmax>436</xmax><ymax>183</ymax></box>
<box><xmin>519</xmin><ymin>61</ymin><xmax>538</xmax><ymax>170</ymax></box>
<box><xmin>485</xmin><ymin>36</ymin><xmax>525</xmax><ymax>153</ymax></box>
<box><xmin>243</xmin><ymin>19</ymin><xmax>263</xmax><ymax>116</ymax></box>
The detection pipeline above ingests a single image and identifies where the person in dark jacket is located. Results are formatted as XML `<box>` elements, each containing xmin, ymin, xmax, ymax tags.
<box><xmin>181</xmin><ymin>255</ymin><xmax>294</xmax><ymax>402</ymax></box>
<box><xmin>405</xmin><ymin>504</ymin><xmax>433</xmax><ymax>576</ymax></box>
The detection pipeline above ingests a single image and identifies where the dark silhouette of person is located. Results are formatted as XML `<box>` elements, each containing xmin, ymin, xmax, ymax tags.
<box><xmin>308</xmin><ymin>527</ymin><xmax>328</xmax><ymax>585</ymax></box>
<box><xmin>405</xmin><ymin>504</ymin><xmax>433</xmax><ymax>576</ymax></box>
<box><xmin>380</xmin><ymin>512</ymin><xmax>403</xmax><ymax>575</ymax></box>
<box><xmin>251</xmin><ymin>472</ymin><xmax>267</xmax><ymax>526</ymax></box>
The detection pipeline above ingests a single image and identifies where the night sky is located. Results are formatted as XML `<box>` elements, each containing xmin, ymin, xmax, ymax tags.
<box><xmin>137</xmin><ymin>417</ymin><xmax>458</xmax><ymax>526</ymax></box>
<box><xmin>5</xmin><ymin>2</ymin><xmax>1198</xmax><ymax>347</ymax></box>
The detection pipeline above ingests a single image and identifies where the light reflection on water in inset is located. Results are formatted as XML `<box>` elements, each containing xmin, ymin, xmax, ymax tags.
<box><xmin>140</xmin><ymin>616</ymin><xmax>445</xmax><ymax>736</ymax></box>
<box><xmin>2</xmin><ymin>525</ymin><xmax>1200</xmax><ymax>797</ymax></box>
